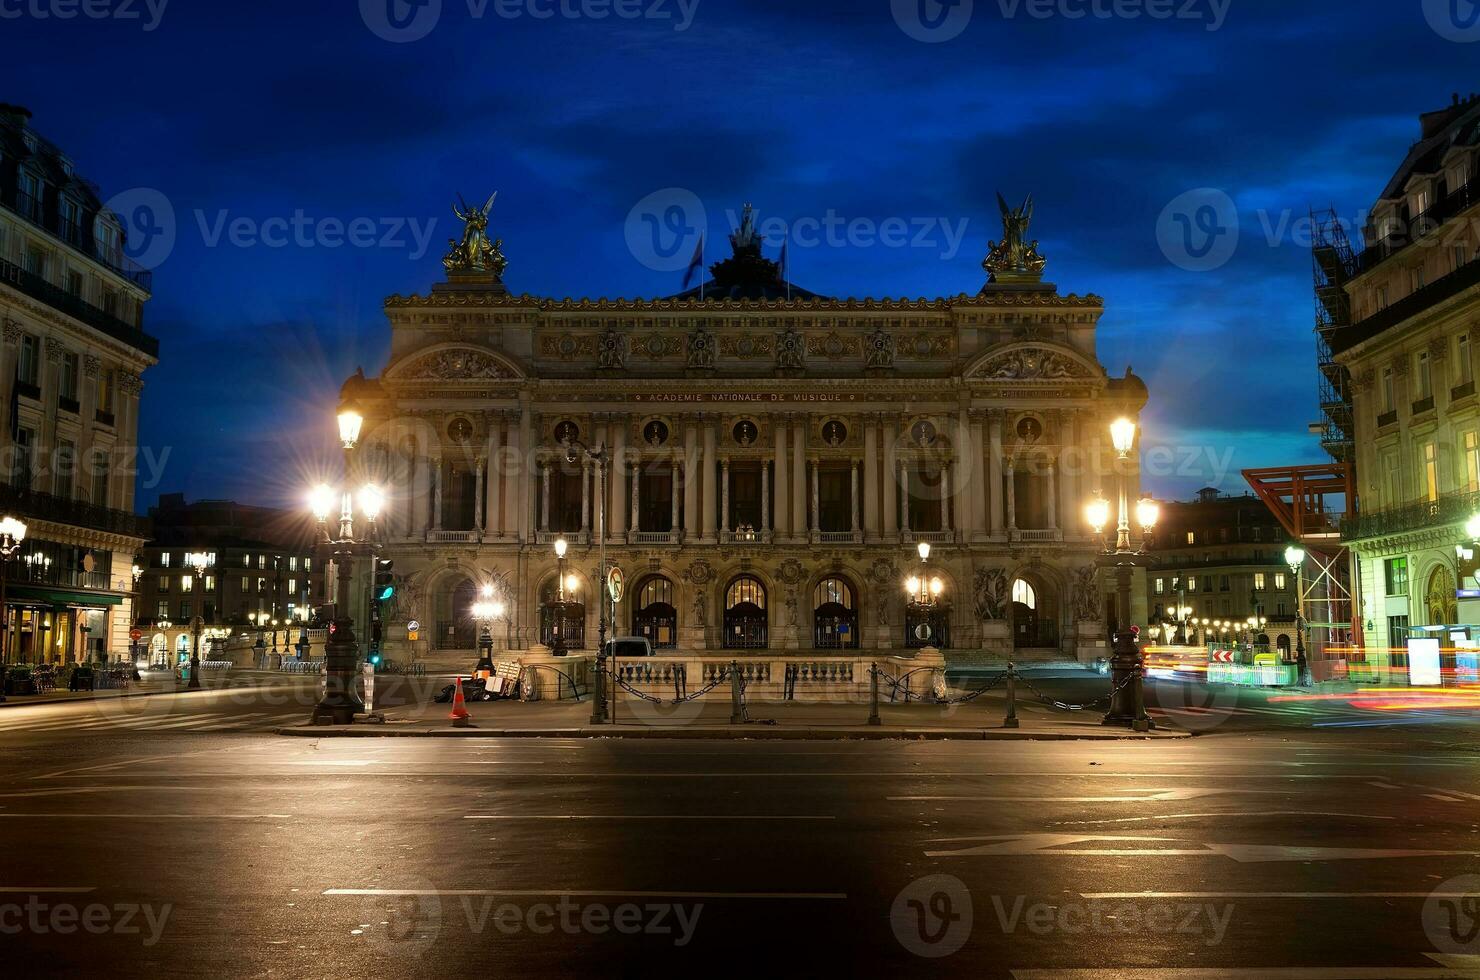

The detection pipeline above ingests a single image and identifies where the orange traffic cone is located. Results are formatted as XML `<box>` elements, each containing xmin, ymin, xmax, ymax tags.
<box><xmin>449</xmin><ymin>676</ymin><xmax>472</xmax><ymax>728</ymax></box>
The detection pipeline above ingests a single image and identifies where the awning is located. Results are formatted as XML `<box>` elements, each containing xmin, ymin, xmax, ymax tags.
<box><xmin>6</xmin><ymin>586</ymin><xmax>123</xmax><ymax>608</ymax></box>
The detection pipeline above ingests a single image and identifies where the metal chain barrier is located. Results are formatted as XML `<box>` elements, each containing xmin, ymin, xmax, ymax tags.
<box><xmin>1017</xmin><ymin>667</ymin><xmax>1139</xmax><ymax>712</ymax></box>
<box><xmin>518</xmin><ymin>663</ymin><xmax>584</xmax><ymax>702</ymax></box>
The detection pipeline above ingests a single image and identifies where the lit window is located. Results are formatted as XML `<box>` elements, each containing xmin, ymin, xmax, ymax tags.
<box><xmin>1424</xmin><ymin>442</ymin><xmax>1439</xmax><ymax>502</ymax></box>
<box><xmin>1254</xmin><ymin>572</ymin><xmax>1266</xmax><ymax>590</ymax></box>
<box><xmin>1275</xmin><ymin>573</ymin><xmax>1286</xmax><ymax>590</ymax></box>
<box><xmin>1011</xmin><ymin>579</ymin><xmax>1036</xmax><ymax>610</ymax></box>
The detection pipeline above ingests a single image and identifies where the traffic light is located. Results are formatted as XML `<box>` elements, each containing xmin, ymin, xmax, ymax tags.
<box><xmin>367</xmin><ymin>649</ymin><xmax>382</xmax><ymax>667</ymax></box>
<box><xmin>373</xmin><ymin>559</ymin><xmax>395</xmax><ymax>602</ymax></box>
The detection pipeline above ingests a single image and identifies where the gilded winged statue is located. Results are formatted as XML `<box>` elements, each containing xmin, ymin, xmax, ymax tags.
<box><xmin>983</xmin><ymin>192</ymin><xmax>1047</xmax><ymax>280</ymax></box>
<box><xmin>443</xmin><ymin>192</ymin><xmax>508</xmax><ymax>276</ymax></box>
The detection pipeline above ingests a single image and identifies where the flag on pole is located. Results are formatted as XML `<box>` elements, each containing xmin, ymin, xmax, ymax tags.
<box><xmin>682</xmin><ymin>235</ymin><xmax>705</xmax><ymax>291</ymax></box>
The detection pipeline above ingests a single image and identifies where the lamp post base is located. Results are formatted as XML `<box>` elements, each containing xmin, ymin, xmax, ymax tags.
<box><xmin>187</xmin><ymin>655</ymin><xmax>201</xmax><ymax>690</ymax></box>
<box><xmin>313</xmin><ymin>625</ymin><xmax>364</xmax><ymax>725</ymax></box>
<box><xmin>1101</xmin><ymin>628</ymin><xmax>1153</xmax><ymax>731</ymax></box>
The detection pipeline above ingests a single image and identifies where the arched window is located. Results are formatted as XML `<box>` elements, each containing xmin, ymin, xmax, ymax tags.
<box><xmin>633</xmin><ymin>576</ymin><xmax>678</xmax><ymax>648</ymax></box>
<box><xmin>1011</xmin><ymin>577</ymin><xmax>1056</xmax><ymax>649</ymax></box>
<box><xmin>813</xmin><ymin>577</ymin><xmax>859</xmax><ymax>650</ymax></box>
<box><xmin>724</xmin><ymin>576</ymin><xmax>768</xmax><ymax>649</ymax></box>
<box><xmin>1012</xmin><ymin>579</ymin><xmax>1036</xmax><ymax>609</ymax></box>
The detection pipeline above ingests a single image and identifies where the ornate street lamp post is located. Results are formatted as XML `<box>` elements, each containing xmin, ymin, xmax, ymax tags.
<box><xmin>0</xmin><ymin>516</ymin><xmax>25</xmax><ymax>700</ymax></box>
<box><xmin>307</xmin><ymin>404</ymin><xmax>382</xmax><ymax>725</ymax></box>
<box><xmin>1084</xmin><ymin>417</ymin><xmax>1159</xmax><ymax>731</ymax></box>
<box><xmin>184</xmin><ymin>551</ymin><xmax>212</xmax><ymax>689</ymax></box>
<box><xmin>555</xmin><ymin>434</ymin><xmax>611</xmax><ymax>723</ymax></box>
<box><xmin>1285</xmin><ymin>544</ymin><xmax>1308</xmax><ymax>681</ymax></box>
<box><xmin>904</xmin><ymin>541</ymin><xmax>944</xmax><ymax>645</ymax></box>
<box><xmin>550</xmin><ymin>536</ymin><xmax>570</xmax><ymax>658</ymax></box>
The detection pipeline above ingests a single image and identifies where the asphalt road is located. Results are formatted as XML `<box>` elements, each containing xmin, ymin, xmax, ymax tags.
<box><xmin>3</xmin><ymin>677</ymin><xmax>1480</xmax><ymax>978</ymax></box>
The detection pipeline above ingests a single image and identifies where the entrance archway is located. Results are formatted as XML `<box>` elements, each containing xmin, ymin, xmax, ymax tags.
<box><xmin>1427</xmin><ymin>565</ymin><xmax>1458</xmax><ymax>626</ymax></box>
<box><xmin>1011</xmin><ymin>576</ymin><xmax>1058</xmax><ymax>649</ymax></box>
<box><xmin>813</xmin><ymin>577</ymin><xmax>859</xmax><ymax>650</ymax></box>
<box><xmin>539</xmin><ymin>577</ymin><xmax>586</xmax><ymax>650</ymax></box>
<box><xmin>633</xmin><ymin>576</ymin><xmax>678</xmax><ymax>648</ymax></box>
<box><xmin>436</xmin><ymin>578</ymin><xmax>477</xmax><ymax>650</ymax></box>
<box><xmin>724</xmin><ymin>576</ymin><xmax>768</xmax><ymax>649</ymax></box>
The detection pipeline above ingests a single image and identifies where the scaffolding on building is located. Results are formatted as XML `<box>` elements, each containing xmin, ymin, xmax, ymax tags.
<box><xmin>1243</xmin><ymin>464</ymin><xmax>1360</xmax><ymax>660</ymax></box>
<box><xmin>1311</xmin><ymin>208</ymin><xmax>1356</xmax><ymax>464</ymax></box>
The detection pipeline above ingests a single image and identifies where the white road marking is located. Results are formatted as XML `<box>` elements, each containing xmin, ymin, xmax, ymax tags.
<box><xmin>325</xmin><ymin>888</ymin><xmax>847</xmax><ymax>899</ymax></box>
<box><xmin>923</xmin><ymin>833</ymin><xmax>1480</xmax><ymax>862</ymax></box>
<box><xmin>1054</xmin><ymin>811</ymin><xmax>1395</xmax><ymax>826</ymax></box>
<box><xmin>463</xmin><ymin>814</ymin><xmax>836</xmax><ymax>821</ymax></box>
<box><xmin>0</xmin><ymin>887</ymin><xmax>95</xmax><ymax>893</ymax></box>
<box><xmin>1011</xmin><ymin>966</ymin><xmax>1480</xmax><ymax>979</ymax></box>
<box><xmin>1082</xmin><ymin>892</ymin><xmax>1480</xmax><ymax>899</ymax></box>
<box><xmin>890</xmin><ymin>789</ymin><xmax>1289</xmax><ymax>803</ymax></box>
<box><xmin>0</xmin><ymin>812</ymin><xmax>293</xmax><ymax>819</ymax></box>
<box><xmin>1427</xmin><ymin>794</ymin><xmax>1463</xmax><ymax>803</ymax></box>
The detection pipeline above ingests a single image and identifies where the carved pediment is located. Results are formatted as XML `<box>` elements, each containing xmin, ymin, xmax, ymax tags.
<box><xmin>389</xmin><ymin>345</ymin><xmax>522</xmax><ymax>381</ymax></box>
<box><xmin>968</xmin><ymin>344</ymin><xmax>1098</xmax><ymax>381</ymax></box>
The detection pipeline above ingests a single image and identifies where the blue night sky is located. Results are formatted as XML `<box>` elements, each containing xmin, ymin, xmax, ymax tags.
<box><xmin>3</xmin><ymin>0</ymin><xmax>1475</xmax><ymax>512</ymax></box>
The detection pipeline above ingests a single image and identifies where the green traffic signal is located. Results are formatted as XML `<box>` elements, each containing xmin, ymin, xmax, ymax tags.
<box><xmin>373</xmin><ymin>558</ymin><xmax>395</xmax><ymax>602</ymax></box>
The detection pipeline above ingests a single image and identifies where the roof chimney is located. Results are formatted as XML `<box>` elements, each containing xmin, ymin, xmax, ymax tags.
<box><xmin>0</xmin><ymin>103</ymin><xmax>32</xmax><ymax>128</ymax></box>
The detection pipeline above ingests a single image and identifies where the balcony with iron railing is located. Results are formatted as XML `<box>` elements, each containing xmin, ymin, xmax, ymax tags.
<box><xmin>0</xmin><ymin>188</ymin><xmax>152</xmax><ymax>291</ymax></box>
<box><xmin>0</xmin><ymin>256</ymin><xmax>159</xmax><ymax>358</ymax></box>
<box><xmin>1358</xmin><ymin>175</ymin><xmax>1480</xmax><ymax>276</ymax></box>
<box><xmin>1341</xmin><ymin>487</ymin><xmax>1480</xmax><ymax>542</ymax></box>
<box><xmin>0</xmin><ymin>480</ymin><xmax>150</xmax><ymax>538</ymax></box>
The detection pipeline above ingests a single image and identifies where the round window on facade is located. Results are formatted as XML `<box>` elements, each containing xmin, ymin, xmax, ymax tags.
<box><xmin>733</xmin><ymin>419</ymin><xmax>758</xmax><ymax>446</ymax></box>
<box><xmin>554</xmin><ymin>420</ymin><xmax>580</xmax><ymax>444</ymax></box>
<box><xmin>447</xmin><ymin>418</ymin><xmax>474</xmax><ymax>443</ymax></box>
<box><xmin>1016</xmin><ymin>415</ymin><xmax>1043</xmax><ymax>444</ymax></box>
<box><xmin>912</xmin><ymin>419</ymin><xmax>937</xmax><ymax>447</ymax></box>
<box><xmin>821</xmin><ymin>419</ymin><xmax>848</xmax><ymax>446</ymax></box>
<box><xmin>643</xmin><ymin>420</ymin><xmax>670</xmax><ymax>447</ymax></box>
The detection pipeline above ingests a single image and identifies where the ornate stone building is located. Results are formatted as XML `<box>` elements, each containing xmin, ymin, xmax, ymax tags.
<box><xmin>343</xmin><ymin>199</ymin><xmax>1148</xmax><ymax>666</ymax></box>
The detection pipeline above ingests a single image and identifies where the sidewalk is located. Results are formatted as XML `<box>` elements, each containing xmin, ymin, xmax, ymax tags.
<box><xmin>277</xmin><ymin>693</ymin><xmax>1190</xmax><ymax>741</ymax></box>
<box><xmin>0</xmin><ymin>668</ymin><xmax>301</xmax><ymax>708</ymax></box>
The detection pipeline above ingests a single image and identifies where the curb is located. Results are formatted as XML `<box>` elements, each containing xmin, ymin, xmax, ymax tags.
<box><xmin>0</xmin><ymin>681</ymin><xmax>300</xmax><ymax>709</ymax></box>
<box><xmin>273</xmin><ymin>724</ymin><xmax>1189</xmax><ymax>741</ymax></box>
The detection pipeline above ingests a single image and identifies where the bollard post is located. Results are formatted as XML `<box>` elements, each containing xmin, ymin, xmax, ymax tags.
<box><xmin>729</xmin><ymin>660</ymin><xmax>745</xmax><ymax>724</ymax></box>
<box><xmin>589</xmin><ymin>653</ymin><xmax>606</xmax><ymax>725</ymax></box>
<box><xmin>1132</xmin><ymin>662</ymin><xmax>1152</xmax><ymax>733</ymax></box>
<box><xmin>1004</xmin><ymin>662</ymin><xmax>1020</xmax><ymax>729</ymax></box>
<box><xmin>867</xmin><ymin>663</ymin><xmax>881</xmax><ymax>727</ymax></box>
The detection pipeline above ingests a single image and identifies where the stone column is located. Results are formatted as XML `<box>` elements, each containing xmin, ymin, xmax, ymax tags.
<box><xmin>702</xmin><ymin>421</ymin><xmax>718</xmax><ymax>541</ymax></box>
<box><xmin>970</xmin><ymin>414</ymin><xmax>988</xmax><ymax>534</ymax></box>
<box><xmin>792</xmin><ymin>420</ymin><xmax>806</xmax><ymax>537</ymax></box>
<box><xmin>1006</xmin><ymin>460</ymin><xmax>1017</xmax><ymax>531</ymax></box>
<box><xmin>517</xmin><ymin>403</ymin><xmax>533</xmax><ymax>543</ymax></box>
<box><xmin>580</xmin><ymin>459</ymin><xmax>591</xmax><ymax>534</ymax></box>
<box><xmin>863</xmin><ymin>417</ymin><xmax>879</xmax><ymax>536</ymax></box>
<box><xmin>899</xmin><ymin>459</ymin><xmax>911</xmax><ymax>533</ymax></box>
<box><xmin>773</xmin><ymin>419</ymin><xmax>790</xmax><ymax>536</ymax></box>
<box><xmin>1046</xmin><ymin>462</ymin><xmax>1058</xmax><ymax>530</ymax></box>
<box><xmin>955</xmin><ymin>410</ymin><xmax>973</xmax><ymax>537</ymax></box>
<box><xmin>431</xmin><ymin>459</ymin><xmax>444</xmax><ymax>530</ymax></box>
<box><xmin>611</xmin><ymin>419</ymin><xmax>627</xmax><ymax>537</ymax></box>
<box><xmin>988</xmin><ymin>411</ymin><xmax>1005</xmax><ymax>534</ymax></box>
<box><xmin>883</xmin><ymin>416</ymin><xmax>898</xmax><ymax>535</ymax></box>
<box><xmin>630</xmin><ymin>461</ymin><xmax>640</xmax><ymax>535</ymax></box>
<box><xmin>762</xmin><ymin>460</ymin><xmax>771</xmax><ymax>536</ymax></box>
<box><xmin>487</xmin><ymin>417</ymin><xmax>503</xmax><ymax>537</ymax></box>
<box><xmin>940</xmin><ymin>462</ymin><xmax>952</xmax><ymax>534</ymax></box>
<box><xmin>474</xmin><ymin>455</ymin><xmax>485</xmax><ymax>532</ymax></box>
<box><xmin>810</xmin><ymin>459</ymin><xmax>821</xmax><ymax>534</ymax></box>
<box><xmin>851</xmin><ymin>461</ymin><xmax>861</xmax><ymax>535</ymax></box>
<box><xmin>721</xmin><ymin>458</ymin><xmax>731</xmax><ymax>534</ymax></box>
<box><xmin>540</xmin><ymin>463</ymin><xmax>551</xmax><ymax>533</ymax></box>
<box><xmin>671</xmin><ymin>457</ymin><xmax>682</xmax><ymax>534</ymax></box>
<box><xmin>1059</xmin><ymin>411</ymin><xmax>1078</xmax><ymax>537</ymax></box>
<box><xmin>683</xmin><ymin>425</ymin><xmax>699</xmax><ymax>539</ymax></box>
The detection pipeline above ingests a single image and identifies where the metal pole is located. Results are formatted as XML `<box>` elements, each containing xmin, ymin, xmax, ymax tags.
<box><xmin>1004</xmin><ymin>662</ymin><xmax>1019</xmax><ymax>728</ymax></box>
<box><xmin>867</xmin><ymin>662</ymin><xmax>881</xmax><ymax>726</ymax></box>
<box><xmin>314</xmin><ymin>543</ymin><xmax>364</xmax><ymax>724</ymax></box>
<box><xmin>188</xmin><ymin>616</ymin><xmax>201</xmax><ymax>690</ymax></box>
<box><xmin>729</xmin><ymin>660</ymin><xmax>744</xmax><ymax>724</ymax></box>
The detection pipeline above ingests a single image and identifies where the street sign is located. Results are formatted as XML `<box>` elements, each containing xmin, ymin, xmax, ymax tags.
<box><xmin>407</xmin><ymin>619</ymin><xmax>421</xmax><ymax>633</ymax></box>
<box><xmin>129</xmin><ymin>628</ymin><xmax>142</xmax><ymax>641</ymax></box>
<box><xmin>607</xmin><ymin>566</ymin><xmax>625</xmax><ymax>604</ymax></box>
